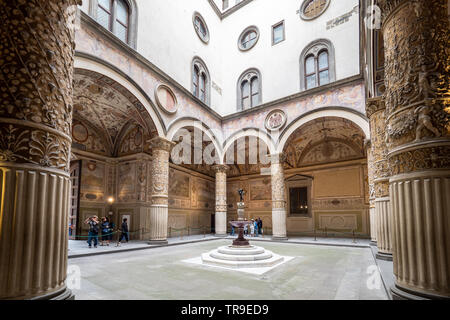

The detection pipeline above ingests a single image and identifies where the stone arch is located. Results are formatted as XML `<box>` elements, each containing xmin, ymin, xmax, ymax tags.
<box><xmin>167</xmin><ymin>117</ymin><xmax>224</xmax><ymax>164</ymax></box>
<box><xmin>74</xmin><ymin>53</ymin><xmax>166</xmax><ymax>137</ymax></box>
<box><xmin>222</xmin><ymin>128</ymin><xmax>276</xmax><ymax>161</ymax></box>
<box><xmin>277</xmin><ymin>107</ymin><xmax>370</xmax><ymax>153</ymax></box>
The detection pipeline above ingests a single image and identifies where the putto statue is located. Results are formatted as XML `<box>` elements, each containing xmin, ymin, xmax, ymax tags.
<box><xmin>238</xmin><ymin>189</ymin><xmax>245</xmax><ymax>202</ymax></box>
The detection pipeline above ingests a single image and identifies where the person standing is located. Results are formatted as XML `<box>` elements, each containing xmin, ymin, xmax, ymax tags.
<box><xmin>254</xmin><ymin>219</ymin><xmax>259</xmax><ymax>237</ymax></box>
<box><xmin>117</xmin><ymin>218</ymin><xmax>129</xmax><ymax>246</ymax></box>
<box><xmin>85</xmin><ymin>216</ymin><xmax>99</xmax><ymax>248</ymax></box>
<box><xmin>100</xmin><ymin>217</ymin><xmax>110</xmax><ymax>246</ymax></box>
<box><xmin>250</xmin><ymin>219</ymin><xmax>255</xmax><ymax>237</ymax></box>
<box><xmin>108</xmin><ymin>219</ymin><xmax>115</xmax><ymax>245</ymax></box>
<box><xmin>258</xmin><ymin>218</ymin><xmax>263</xmax><ymax>236</ymax></box>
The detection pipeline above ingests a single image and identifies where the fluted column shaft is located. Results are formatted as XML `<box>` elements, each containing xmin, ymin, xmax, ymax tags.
<box><xmin>213</xmin><ymin>165</ymin><xmax>228</xmax><ymax>236</ymax></box>
<box><xmin>366</xmin><ymin>97</ymin><xmax>393</xmax><ymax>260</ymax></box>
<box><xmin>0</xmin><ymin>0</ymin><xmax>80</xmax><ymax>300</ymax></box>
<box><xmin>379</xmin><ymin>0</ymin><xmax>450</xmax><ymax>299</ymax></box>
<box><xmin>366</xmin><ymin>140</ymin><xmax>377</xmax><ymax>245</ymax></box>
<box><xmin>271</xmin><ymin>154</ymin><xmax>287</xmax><ymax>240</ymax></box>
<box><xmin>149</xmin><ymin>137</ymin><xmax>175</xmax><ymax>244</ymax></box>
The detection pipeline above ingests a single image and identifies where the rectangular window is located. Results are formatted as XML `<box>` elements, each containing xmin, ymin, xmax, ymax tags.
<box><xmin>289</xmin><ymin>187</ymin><xmax>309</xmax><ymax>215</ymax></box>
<box><xmin>272</xmin><ymin>21</ymin><xmax>285</xmax><ymax>45</ymax></box>
<box><xmin>223</xmin><ymin>0</ymin><xmax>229</xmax><ymax>10</ymax></box>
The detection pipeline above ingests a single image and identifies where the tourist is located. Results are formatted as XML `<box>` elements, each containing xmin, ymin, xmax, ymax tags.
<box><xmin>231</xmin><ymin>225</ymin><xmax>235</xmax><ymax>236</ymax></box>
<box><xmin>108</xmin><ymin>219</ymin><xmax>115</xmax><ymax>244</ymax></box>
<box><xmin>250</xmin><ymin>220</ymin><xmax>255</xmax><ymax>237</ymax></box>
<box><xmin>117</xmin><ymin>218</ymin><xmax>129</xmax><ymax>246</ymax></box>
<box><xmin>244</xmin><ymin>222</ymin><xmax>248</xmax><ymax>236</ymax></box>
<box><xmin>100</xmin><ymin>217</ymin><xmax>110</xmax><ymax>246</ymax></box>
<box><xmin>258</xmin><ymin>218</ymin><xmax>263</xmax><ymax>236</ymax></box>
<box><xmin>85</xmin><ymin>216</ymin><xmax>99</xmax><ymax>248</ymax></box>
<box><xmin>254</xmin><ymin>219</ymin><xmax>259</xmax><ymax>237</ymax></box>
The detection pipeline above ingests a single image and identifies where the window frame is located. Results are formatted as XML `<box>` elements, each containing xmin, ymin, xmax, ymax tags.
<box><xmin>271</xmin><ymin>20</ymin><xmax>285</xmax><ymax>46</ymax></box>
<box><xmin>192</xmin><ymin>12</ymin><xmax>210</xmax><ymax>44</ymax></box>
<box><xmin>286</xmin><ymin>178</ymin><xmax>313</xmax><ymax>218</ymax></box>
<box><xmin>237</xmin><ymin>68</ymin><xmax>262</xmax><ymax>111</ymax></box>
<box><xmin>238</xmin><ymin>26</ymin><xmax>260</xmax><ymax>51</ymax></box>
<box><xmin>191</xmin><ymin>57</ymin><xmax>211</xmax><ymax>105</ymax></box>
<box><xmin>299</xmin><ymin>39</ymin><xmax>336</xmax><ymax>91</ymax></box>
<box><xmin>90</xmin><ymin>0</ymin><xmax>137</xmax><ymax>48</ymax></box>
<box><xmin>299</xmin><ymin>0</ymin><xmax>331</xmax><ymax>21</ymax></box>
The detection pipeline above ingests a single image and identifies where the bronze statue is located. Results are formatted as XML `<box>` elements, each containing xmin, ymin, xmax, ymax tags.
<box><xmin>238</xmin><ymin>189</ymin><xmax>245</xmax><ymax>202</ymax></box>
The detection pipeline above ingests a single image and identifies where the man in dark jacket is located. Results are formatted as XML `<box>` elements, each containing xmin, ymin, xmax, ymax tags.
<box><xmin>85</xmin><ymin>216</ymin><xmax>99</xmax><ymax>248</ymax></box>
<box><xmin>258</xmin><ymin>218</ymin><xmax>263</xmax><ymax>235</ymax></box>
<box><xmin>117</xmin><ymin>218</ymin><xmax>129</xmax><ymax>246</ymax></box>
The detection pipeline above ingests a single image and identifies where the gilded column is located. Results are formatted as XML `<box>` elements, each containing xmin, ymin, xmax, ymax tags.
<box><xmin>366</xmin><ymin>139</ymin><xmax>377</xmax><ymax>246</ymax></box>
<box><xmin>213</xmin><ymin>165</ymin><xmax>229</xmax><ymax>237</ymax></box>
<box><xmin>366</xmin><ymin>97</ymin><xmax>393</xmax><ymax>260</ymax></box>
<box><xmin>271</xmin><ymin>154</ymin><xmax>288</xmax><ymax>240</ymax></box>
<box><xmin>379</xmin><ymin>0</ymin><xmax>450</xmax><ymax>299</ymax></box>
<box><xmin>149</xmin><ymin>137</ymin><xmax>175</xmax><ymax>245</ymax></box>
<box><xmin>0</xmin><ymin>0</ymin><xmax>80</xmax><ymax>300</ymax></box>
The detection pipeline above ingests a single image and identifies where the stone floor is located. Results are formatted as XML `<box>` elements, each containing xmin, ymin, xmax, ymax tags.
<box><xmin>69</xmin><ymin>239</ymin><xmax>388</xmax><ymax>300</ymax></box>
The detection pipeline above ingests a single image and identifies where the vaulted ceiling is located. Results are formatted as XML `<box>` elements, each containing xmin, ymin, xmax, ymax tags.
<box><xmin>72</xmin><ymin>70</ymin><xmax>158</xmax><ymax>156</ymax></box>
<box><xmin>284</xmin><ymin>117</ymin><xmax>366</xmax><ymax>168</ymax></box>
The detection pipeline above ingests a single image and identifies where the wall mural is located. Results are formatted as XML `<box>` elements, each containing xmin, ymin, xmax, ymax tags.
<box><xmin>118</xmin><ymin>162</ymin><xmax>136</xmax><ymax>202</ymax></box>
<box><xmin>80</xmin><ymin>161</ymin><xmax>106</xmax><ymax>201</ymax></box>
<box><xmin>169</xmin><ymin>169</ymin><xmax>190</xmax><ymax>198</ymax></box>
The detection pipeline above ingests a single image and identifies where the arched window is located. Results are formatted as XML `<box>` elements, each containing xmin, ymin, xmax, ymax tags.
<box><xmin>192</xmin><ymin>58</ymin><xmax>210</xmax><ymax>105</ymax></box>
<box><xmin>299</xmin><ymin>0</ymin><xmax>331</xmax><ymax>20</ymax></box>
<box><xmin>92</xmin><ymin>0</ymin><xmax>137</xmax><ymax>48</ymax></box>
<box><xmin>237</xmin><ymin>69</ymin><xmax>261</xmax><ymax>111</ymax></box>
<box><xmin>300</xmin><ymin>39</ymin><xmax>335</xmax><ymax>91</ymax></box>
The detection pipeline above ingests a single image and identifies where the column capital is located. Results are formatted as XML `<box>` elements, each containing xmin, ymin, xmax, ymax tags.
<box><xmin>212</xmin><ymin>164</ymin><xmax>229</xmax><ymax>173</ymax></box>
<box><xmin>366</xmin><ymin>97</ymin><xmax>386</xmax><ymax>119</ymax></box>
<box><xmin>149</xmin><ymin>136</ymin><xmax>176</xmax><ymax>153</ymax></box>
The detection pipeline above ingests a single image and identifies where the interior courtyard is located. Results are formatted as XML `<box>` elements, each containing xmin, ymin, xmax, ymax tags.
<box><xmin>0</xmin><ymin>0</ymin><xmax>449</xmax><ymax>301</ymax></box>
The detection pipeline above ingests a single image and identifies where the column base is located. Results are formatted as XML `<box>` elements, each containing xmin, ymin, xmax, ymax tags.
<box><xmin>214</xmin><ymin>233</ymin><xmax>228</xmax><ymax>238</ymax></box>
<box><xmin>29</xmin><ymin>287</ymin><xmax>74</xmax><ymax>300</ymax></box>
<box><xmin>272</xmin><ymin>236</ymin><xmax>289</xmax><ymax>241</ymax></box>
<box><xmin>370</xmin><ymin>240</ymin><xmax>378</xmax><ymax>246</ymax></box>
<box><xmin>391</xmin><ymin>284</ymin><xmax>450</xmax><ymax>300</ymax></box>
<box><xmin>148</xmin><ymin>240</ymin><xmax>169</xmax><ymax>245</ymax></box>
<box><xmin>376</xmin><ymin>251</ymin><xmax>393</xmax><ymax>261</ymax></box>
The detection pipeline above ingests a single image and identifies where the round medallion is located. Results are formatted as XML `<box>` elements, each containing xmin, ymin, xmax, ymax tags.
<box><xmin>155</xmin><ymin>84</ymin><xmax>178</xmax><ymax>115</ymax></box>
<box><xmin>299</xmin><ymin>0</ymin><xmax>331</xmax><ymax>21</ymax></box>
<box><xmin>265</xmin><ymin>109</ymin><xmax>287</xmax><ymax>131</ymax></box>
<box><xmin>72</xmin><ymin>122</ymin><xmax>89</xmax><ymax>143</ymax></box>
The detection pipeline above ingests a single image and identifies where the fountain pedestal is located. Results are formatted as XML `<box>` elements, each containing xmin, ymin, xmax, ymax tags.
<box><xmin>230</xmin><ymin>202</ymin><xmax>251</xmax><ymax>246</ymax></box>
<box><xmin>201</xmin><ymin>200</ymin><xmax>284</xmax><ymax>269</ymax></box>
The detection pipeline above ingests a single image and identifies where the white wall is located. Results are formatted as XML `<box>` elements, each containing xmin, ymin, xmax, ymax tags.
<box><xmin>80</xmin><ymin>0</ymin><xmax>361</xmax><ymax>116</ymax></box>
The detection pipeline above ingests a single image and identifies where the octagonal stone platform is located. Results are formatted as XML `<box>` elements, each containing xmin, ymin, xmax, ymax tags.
<box><xmin>201</xmin><ymin>245</ymin><xmax>284</xmax><ymax>268</ymax></box>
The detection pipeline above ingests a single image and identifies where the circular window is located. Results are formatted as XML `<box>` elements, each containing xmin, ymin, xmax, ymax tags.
<box><xmin>299</xmin><ymin>0</ymin><xmax>330</xmax><ymax>21</ymax></box>
<box><xmin>193</xmin><ymin>12</ymin><xmax>209</xmax><ymax>44</ymax></box>
<box><xmin>238</xmin><ymin>26</ymin><xmax>259</xmax><ymax>51</ymax></box>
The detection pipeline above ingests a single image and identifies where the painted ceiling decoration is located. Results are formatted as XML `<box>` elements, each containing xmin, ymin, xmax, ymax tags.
<box><xmin>284</xmin><ymin>117</ymin><xmax>366</xmax><ymax>169</ymax></box>
<box><xmin>73</xmin><ymin>70</ymin><xmax>158</xmax><ymax>156</ymax></box>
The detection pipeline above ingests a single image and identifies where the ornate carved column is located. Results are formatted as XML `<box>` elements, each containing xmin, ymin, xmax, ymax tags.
<box><xmin>213</xmin><ymin>165</ymin><xmax>229</xmax><ymax>236</ymax></box>
<box><xmin>366</xmin><ymin>97</ymin><xmax>393</xmax><ymax>260</ymax></box>
<box><xmin>270</xmin><ymin>154</ymin><xmax>288</xmax><ymax>240</ymax></box>
<box><xmin>379</xmin><ymin>0</ymin><xmax>450</xmax><ymax>299</ymax></box>
<box><xmin>149</xmin><ymin>137</ymin><xmax>175</xmax><ymax>245</ymax></box>
<box><xmin>0</xmin><ymin>0</ymin><xmax>80</xmax><ymax>300</ymax></box>
<box><xmin>366</xmin><ymin>140</ymin><xmax>377</xmax><ymax>246</ymax></box>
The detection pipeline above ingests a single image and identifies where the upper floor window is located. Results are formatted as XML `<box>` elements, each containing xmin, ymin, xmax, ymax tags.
<box><xmin>300</xmin><ymin>39</ymin><xmax>335</xmax><ymax>91</ymax></box>
<box><xmin>237</xmin><ymin>69</ymin><xmax>261</xmax><ymax>111</ymax></box>
<box><xmin>193</xmin><ymin>12</ymin><xmax>210</xmax><ymax>44</ymax></box>
<box><xmin>91</xmin><ymin>0</ymin><xmax>137</xmax><ymax>48</ymax></box>
<box><xmin>192</xmin><ymin>58</ymin><xmax>210</xmax><ymax>104</ymax></box>
<box><xmin>223</xmin><ymin>0</ymin><xmax>229</xmax><ymax>10</ymax></box>
<box><xmin>299</xmin><ymin>0</ymin><xmax>330</xmax><ymax>21</ymax></box>
<box><xmin>238</xmin><ymin>26</ymin><xmax>259</xmax><ymax>51</ymax></box>
<box><xmin>272</xmin><ymin>21</ymin><xmax>285</xmax><ymax>45</ymax></box>
<box><xmin>97</xmin><ymin>0</ymin><xmax>129</xmax><ymax>43</ymax></box>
